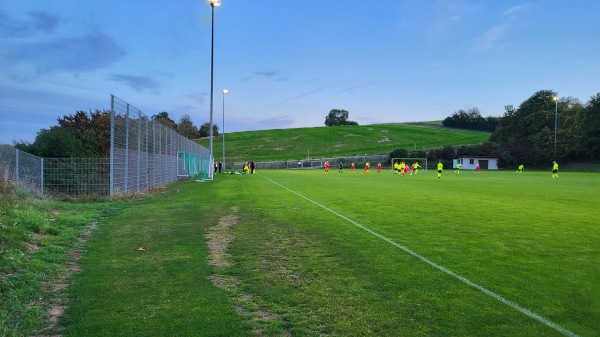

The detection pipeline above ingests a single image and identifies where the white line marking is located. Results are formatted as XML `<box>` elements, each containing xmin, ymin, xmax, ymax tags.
<box><xmin>260</xmin><ymin>174</ymin><xmax>580</xmax><ymax>337</ymax></box>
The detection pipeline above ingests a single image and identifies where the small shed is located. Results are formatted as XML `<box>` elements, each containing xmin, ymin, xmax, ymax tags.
<box><xmin>453</xmin><ymin>156</ymin><xmax>499</xmax><ymax>170</ymax></box>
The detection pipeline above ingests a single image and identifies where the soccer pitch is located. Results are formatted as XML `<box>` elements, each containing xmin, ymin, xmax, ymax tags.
<box><xmin>221</xmin><ymin>169</ymin><xmax>599</xmax><ymax>336</ymax></box>
<box><xmin>63</xmin><ymin>168</ymin><xmax>599</xmax><ymax>336</ymax></box>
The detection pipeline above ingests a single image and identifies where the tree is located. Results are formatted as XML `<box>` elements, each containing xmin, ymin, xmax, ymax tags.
<box><xmin>442</xmin><ymin>146</ymin><xmax>456</xmax><ymax>162</ymax></box>
<box><xmin>492</xmin><ymin>90</ymin><xmax>559</xmax><ymax>165</ymax></box>
<box><xmin>177</xmin><ymin>114</ymin><xmax>200</xmax><ymax>139</ymax></box>
<box><xmin>443</xmin><ymin>108</ymin><xmax>480</xmax><ymax>129</ymax></box>
<box><xmin>198</xmin><ymin>122</ymin><xmax>219</xmax><ymax>138</ymax></box>
<box><xmin>324</xmin><ymin>109</ymin><xmax>358</xmax><ymax>126</ymax></box>
<box><xmin>57</xmin><ymin>110</ymin><xmax>111</xmax><ymax>157</ymax></box>
<box><xmin>16</xmin><ymin>110</ymin><xmax>111</xmax><ymax>158</ymax></box>
<box><xmin>579</xmin><ymin>93</ymin><xmax>600</xmax><ymax>160</ymax></box>
<box><xmin>152</xmin><ymin>111</ymin><xmax>177</xmax><ymax>130</ymax></box>
<box><xmin>389</xmin><ymin>148</ymin><xmax>408</xmax><ymax>159</ymax></box>
<box><xmin>554</xmin><ymin>97</ymin><xmax>584</xmax><ymax>161</ymax></box>
<box><xmin>18</xmin><ymin>127</ymin><xmax>90</xmax><ymax>158</ymax></box>
<box><xmin>442</xmin><ymin>107</ymin><xmax>498</xmax><ymax>131</ymax></box>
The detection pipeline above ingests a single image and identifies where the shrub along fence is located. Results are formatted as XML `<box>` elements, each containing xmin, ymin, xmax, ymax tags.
<box><xmin>0</xmin><ymin>96</ymin><xmax>210</xmax><ymax>197</ymax></box>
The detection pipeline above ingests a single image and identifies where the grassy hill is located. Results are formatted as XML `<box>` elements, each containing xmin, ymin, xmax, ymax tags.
<box><xmin>197</xmin><ymin>121</ymin><xmax>491</xmax><ymax>163</ymax></box>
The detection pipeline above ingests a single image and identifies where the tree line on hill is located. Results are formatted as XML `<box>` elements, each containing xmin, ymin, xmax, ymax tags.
<box><xmin>442</xmin><ymin>107</ymin><xmax>500</xmax><ymax>132</ymax></box>
<box><xmin>390</xmin><ymin>90</ymin><xmax>600</xmax><ymax>168</ymax></box>
<box><xmin>15</xmin><ymin>111</ymin><xmax>220</xmax><ymax>158</ymax></box>
<box><xmin>13</xmin><ymin>89</ymin><xmax>599</xmax><ymax>168</ymax></box>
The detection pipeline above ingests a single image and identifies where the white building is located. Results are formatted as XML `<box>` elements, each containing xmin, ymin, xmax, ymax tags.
<box><xmin>453</xmin><ymin>156</ymin><xmax>499</xmax><ymax>170</ymax></box>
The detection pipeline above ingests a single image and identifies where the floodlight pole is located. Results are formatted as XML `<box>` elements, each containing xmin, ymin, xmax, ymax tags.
<box><xmin>222</xmin><ymin>89</ymin><xmax>228</xmax><ymax>168</ymax></box>
<box><xmin>208</xmin><ymin>0</ymin><xmax>221</xmax><ymax>172</ymax></box>
<box><xmin>554</xmin><ymin>96</ymin><xmax>558</xmax><ymax>159</ymax></box>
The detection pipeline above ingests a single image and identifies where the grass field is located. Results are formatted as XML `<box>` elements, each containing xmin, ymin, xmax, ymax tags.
<box><xmin>196</xmin><ymin>122</ymin><xmax>491</xmax><ymax>163</ymax></box>
<box><xmin>51</xmin><ymin>168</ymin><xmax>599</xmax><ymax>337</ymax></box>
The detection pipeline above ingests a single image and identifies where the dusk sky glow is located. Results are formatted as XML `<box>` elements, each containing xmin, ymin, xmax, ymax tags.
<box><xmin>1</xmin><ymin>0</ymin><xmax>599</xmax><ymax>144</ymax></box>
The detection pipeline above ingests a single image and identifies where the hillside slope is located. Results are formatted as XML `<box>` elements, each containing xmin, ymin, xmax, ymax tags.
<box><xmin>197</xmin><ymin>122</ymin><xmax>490</xmax><ymax>162</ymax></box>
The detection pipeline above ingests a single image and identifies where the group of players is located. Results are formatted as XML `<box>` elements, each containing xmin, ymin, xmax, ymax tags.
<box><xmin>323</xmin><ymin>161</ymin><xmax>383</xmax><ymax>174</ymax></box>
<box><xmin>322</xmin><ymin>161</ymin><xmax>421</xmax><ymax>176</ymax></box>
<box><xmin>322</xmin><ymin>160</ymin><xmax>559</xmax><ymax>179</ymax></box>
<box><xmin>393</xmin><ymin>161</ymin><xmax>421</xmax><ymax>176</ymax></box>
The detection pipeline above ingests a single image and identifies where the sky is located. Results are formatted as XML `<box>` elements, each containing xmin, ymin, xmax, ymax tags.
<box><xmin>1</xmin><ymin>0</ymin><xmax>599</xmax><ymax>145</ymax></box>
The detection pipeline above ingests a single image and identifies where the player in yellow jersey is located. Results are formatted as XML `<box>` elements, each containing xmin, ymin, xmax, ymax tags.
<box><xmin>411</xmin><ymin>162</ymin><xmax>420</xmax><ymax>175</ymax></box>
<box><xmin>552</xmin><ymin>161</ymin><xmax>559</xmax><ymax>179</ymax></box>
<box><xmin>399</xmin><ymin>162</ymin><xmax>406</xmax><ymax>177</ymax></box>
<box><xmin>437</xmin><ymin>160</ymin><xmax>443</xmax><ymax>178</ymax></box>
<box><xmin>515</xmin><ymin>164</ymin><xmax>524</xmax><ymax>174</ymax></box>
<box><xmin>454</xmin><ymin>162</ymin><xmax>462</xmax><ymax>174</ymax></box>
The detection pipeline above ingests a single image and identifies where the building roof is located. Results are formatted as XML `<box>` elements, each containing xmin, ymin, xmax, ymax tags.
<box><xmin>456</xmin><ymin>156</ymin><xmax>499</xmax><ymax>159</ymax></box>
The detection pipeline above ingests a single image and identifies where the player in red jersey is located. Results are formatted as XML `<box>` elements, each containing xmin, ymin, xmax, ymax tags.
<box><xmin>350</xmin><ymin>162</ymin><xmax>356</xmax><ymax>173</ymax></box>
<box><xmin>361</xmin><ymin>162</ymin><xmax>370</xmax><ymax>175</ymax></box>
<box><xmin>377</xmin><ymin>162</ymin><xmax>382</xmax><ymax>173</ymax></box>
<box><xmin>324</xmin><ymin>161</ymin><xmax>329</xmax><ymax>174</ymax></box>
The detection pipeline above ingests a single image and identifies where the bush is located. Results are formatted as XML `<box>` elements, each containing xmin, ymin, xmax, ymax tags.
<box><xmin>389</xmin><ymin>148</ymin><xmax>408</xmax><ymax>158</ymax></box>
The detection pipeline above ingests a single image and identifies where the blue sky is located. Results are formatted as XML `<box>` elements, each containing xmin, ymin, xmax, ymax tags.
<box><xmin>1</xmin><ymin>0</ymin><xmax>599</xmax><ymax>145</ymax></box>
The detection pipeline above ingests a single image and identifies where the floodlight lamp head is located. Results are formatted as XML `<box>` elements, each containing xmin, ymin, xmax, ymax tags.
<box><xmin>223</xmin><ymin>89</ymin><xmax>229</xmax><ymax>94</ymax></box>
<box><xmin>210</xmin><ymin>0</ymin><xmax>221</xmax><ymax>7</ymax></box>
<box><xmin>553</xmin><ymin>96</ymin><xmax>558</xmax><ymax>101</ymax></box>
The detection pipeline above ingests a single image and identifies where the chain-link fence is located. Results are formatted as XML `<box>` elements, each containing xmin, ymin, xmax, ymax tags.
<box><xmin>1</xmin><ymin>146</ymin><xmax>113</xmax><ymax>196</ymax></box>
<box><xmin>1</xmin><ymin>97</ymin><xmax>211</xmax><ymax>197</ymax></box>
<box><xmin>0</xmin><ymin>145</ymin><xmax>44</xmax><ymax>194</ymax></box>
<box><xmin>232</xmin><ymin>154</ymin><xmax>391</xmax><ymax>171</ymax></box>
<box><xmin>110</xmin><ymin>96</ymin><xmax>210</xmax><ymax>195</ymax></box>
<box><xmin>44</xmin><ymin>158</ymin><xmax>111</xmax><ymax>197</ymax></box>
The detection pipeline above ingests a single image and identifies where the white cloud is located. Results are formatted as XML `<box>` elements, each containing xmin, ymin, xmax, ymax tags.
<box><xmin>504</xmin><ymin>4</ymin><xmax>528</xmax><ymax>17</ymax></box>
<box><xmin>472</xmin><ymin>23</ymin><xmax>509</xmax><ymax>52</ymax></box>
<box><xmin>472</xmin><ymin>3</ymin><xmax>528</xmax><ymax>52</ymax></box>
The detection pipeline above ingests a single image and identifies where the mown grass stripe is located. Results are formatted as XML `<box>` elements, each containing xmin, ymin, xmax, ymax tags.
<box><xmin>259</xmin><ymin>173</ymin><xmax>580</xmax><ymax>337</ymax></box>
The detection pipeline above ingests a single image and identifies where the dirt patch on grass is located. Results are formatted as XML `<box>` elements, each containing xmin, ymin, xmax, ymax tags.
<box><xmin>25</xmin><ymin>241</ymin><xmax>41</xmax><ymax>253</ymax></box>
<box><xmin>378</xmin><ymin>137</ymin><xmax>391</xmax><ymax>143</ymax></box>
<box><xmin>36</xmin><ymin>221</ymin><xmax>99</xmax><ymax>336</ymax></box>
<box><xmin>206</xmin><ymin>208</ymin><xmax>285</xmax><ymax>334</ymax></box>
<box><xmin>206</xmin><ymin>215</ymin><xmax>236</xmax><ymax>268</ymax></box>
<box><xmin>273</xmin><ymin>147</ymin><xmax>286</xmax><ymax>151</ymax></box>
<box><xmin>334</xmin><ymin>142</ymin><xmax>345</xmax><ymax>147</ymax></box>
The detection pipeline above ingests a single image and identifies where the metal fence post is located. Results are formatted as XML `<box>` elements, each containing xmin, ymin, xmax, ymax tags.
<box><xmin>15</xmin><ymin>148</ymin><xmax>19</xmax><ymax>183</ymax></box>
<box><xmin>145</xmin><ymin>117</ymin><xmax>149</xmax><ymax>190</ymax></box>
<box><xmin>40</xmin><ymin>157</ymin><xmax>44</xmax><ymax>194</ymax></box>
<box><xmin>125</xmin><ymin>103</ymin><xmax>130</xmax><ymax>193</ymax></box>
<box><xmin>110</xmin><ymin>95</ymin><xmax>115</xmax><ymax>197</ymax></box>
<box><xmin>137</xmin><ymin>110</ymin><xmax>141</xmax><ymax>193</ymax></box>
<box><xmin>153</xmin><ymin>119</ymin><xmax>156</xmax><ymax>188</ymax></box>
